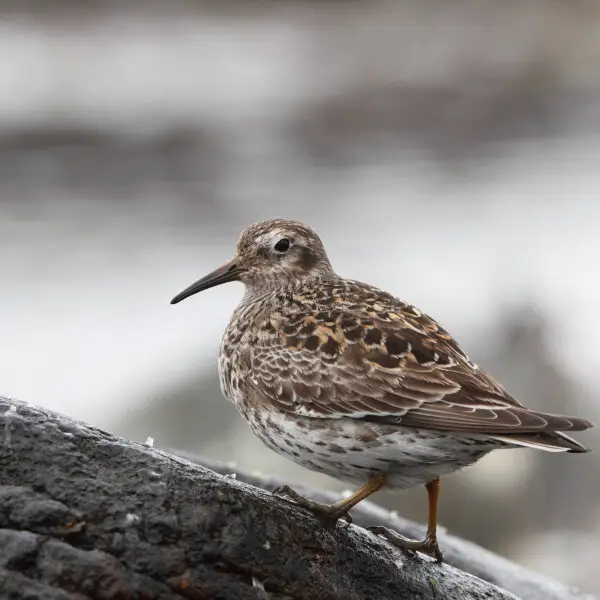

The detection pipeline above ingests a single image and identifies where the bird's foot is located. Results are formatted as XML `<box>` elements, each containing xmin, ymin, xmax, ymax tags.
<box><xmin>272</xmin><ymin>484</ymin><xmax>353</xmax><ymax>524</ymax></box>
<box><xmin>368</xmin><ymin>526</ymin><xmax>444</xmax><ymax>563</ymax></box>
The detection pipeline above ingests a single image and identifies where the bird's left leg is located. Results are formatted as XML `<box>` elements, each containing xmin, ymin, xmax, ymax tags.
<box><xmin>272</xmin><ymin>473</ymin><xmax>386</xmax><ymax>524</ymax></box>
<box><xmin>368</xmin><ymin>477</ymin><xmax>444</xmax><ymax>562</ymax></box>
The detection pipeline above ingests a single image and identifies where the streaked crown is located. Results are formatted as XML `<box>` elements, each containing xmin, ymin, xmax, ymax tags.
<box><xmin>234</xmin><ymin>219</ymin><xmax>333</xmax><ymax>289</ymax></box>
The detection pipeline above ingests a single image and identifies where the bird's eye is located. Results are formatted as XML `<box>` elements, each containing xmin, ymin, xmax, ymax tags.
<box><xmin>274</xmin><ymin>238</ymin><xmax>291</xmax><ymax>253</ymax></box>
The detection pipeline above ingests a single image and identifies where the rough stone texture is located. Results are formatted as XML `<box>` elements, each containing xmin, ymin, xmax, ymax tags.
<box><xmin>182</xmin><ymin>454</ymin><xmax>596</xmax><ymax>600</ymax></box>
<box><xmin>0</xmin><ymin>398</ymin><xmax>586</xmax><ymax>600</ymax></box>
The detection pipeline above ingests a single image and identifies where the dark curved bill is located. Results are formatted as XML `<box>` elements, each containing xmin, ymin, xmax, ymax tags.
<box><xmin>170</xmin><ymin>261</ymin><xmax>242</xmax><ymax>304</ymax></box>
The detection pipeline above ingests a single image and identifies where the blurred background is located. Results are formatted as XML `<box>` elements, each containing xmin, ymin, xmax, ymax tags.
<box><xmin>1</xmin><ymin>0</ymin><xmax>599</xmax><ymax>593</ymax></box>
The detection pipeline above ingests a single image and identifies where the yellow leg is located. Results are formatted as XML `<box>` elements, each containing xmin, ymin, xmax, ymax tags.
<box><xmin>273</xmin><ymin>473</ymin><xmax>386</xmax><ymax>523</ymax></box>
<box><xmin>425</xmin><ymin>477</ymin><xmax>440</xmax><ymax>545</ymax></box>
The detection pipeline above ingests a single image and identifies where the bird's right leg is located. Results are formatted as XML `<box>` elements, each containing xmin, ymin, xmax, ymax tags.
<box><xmin>368</xmin><ymin>477</ymin><xmax>444</xmax><ymax>562</ymax></box>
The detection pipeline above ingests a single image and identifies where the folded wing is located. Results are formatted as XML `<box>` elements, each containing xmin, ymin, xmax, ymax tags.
<box><xmin>249</xmin><ymin>306</ymin><xmax>593</xmax><ymax>443</ymax></box>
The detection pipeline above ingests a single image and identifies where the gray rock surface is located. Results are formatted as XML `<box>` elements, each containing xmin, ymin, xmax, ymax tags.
<box><xmin>179</xmin><ymin>454</ymin><xmax>594</xmax><ymax>600</ymax></box>
<box><xmin>0</xmin><ymin>398</ymin><xmax>582</xmax><ymax>600</ymax></box>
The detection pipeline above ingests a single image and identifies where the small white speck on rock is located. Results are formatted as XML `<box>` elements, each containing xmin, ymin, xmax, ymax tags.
<box><xmin>263</xmin><ymin>540</ymin><xmax>271</xmax><ymax>550</ymax></box>
<box><xmin>144</xmin><ymin>436</ymin><xmax>154</xmax><ymax>448</ymax></box>
<box><xmin>124</xmin><ymin>513</ymin><xmax>140</xmax><ymax>527</ymax></box>
<box><xmin>226</xmin><ymin>472</ymin><xmax>237</xmax><ymax>479</ymax></box>
<box><xmin>252</xmin><ymin>577</ymin><xmax>265</xmax><ymax>591</ymax></box>
<box><xmin>1</xmin><ymin>405</ymin><xmax>19</xmax><ymax>452</ymax></box>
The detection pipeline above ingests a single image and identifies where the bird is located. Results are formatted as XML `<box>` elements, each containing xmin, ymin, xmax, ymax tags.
<box><xmin>171</xmin><ymin>218</ymin><xmax>594</xmax><ymax>562</ymax></box>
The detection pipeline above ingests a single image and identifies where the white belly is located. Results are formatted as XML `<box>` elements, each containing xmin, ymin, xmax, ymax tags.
<box><xmin>240</xmin><ymin>404</ymin><xmax>496</xmax><ymax>489</ymax></box>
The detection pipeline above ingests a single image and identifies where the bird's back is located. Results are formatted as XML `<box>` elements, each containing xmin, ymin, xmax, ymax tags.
<box><xmin>221</xmin><ymin>275</ymin><xmax>592</xmax><ymax>454</ymax></box>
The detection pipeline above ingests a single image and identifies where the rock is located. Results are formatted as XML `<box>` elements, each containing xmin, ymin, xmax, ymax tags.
<box><xmin>0</xmin><ymin>398</ymin><xmax>584</xmax><ymax>600</ymax></box>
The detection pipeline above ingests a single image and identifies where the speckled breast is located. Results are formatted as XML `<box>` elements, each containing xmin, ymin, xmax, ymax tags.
<box><xmin>217</xmin><ymin>298</ymin><xmax>265</xmax><ymax>406</ymax></box>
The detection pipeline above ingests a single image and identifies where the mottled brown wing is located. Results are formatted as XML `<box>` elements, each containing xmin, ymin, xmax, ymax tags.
<box><xmin>249</xmin><ymin>308</ymin><xmax>591</xmax><ymax>433</ymax></box>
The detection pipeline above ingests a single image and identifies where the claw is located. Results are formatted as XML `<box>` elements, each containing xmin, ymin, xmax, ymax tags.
<box><xmin>368</xmin><ymin>526</ymin><xmax>444</xmax><ymax>564</ymax></box>
<box><xmin>424</xmin><ymin>533</ymin><xmax>443</xmax><ymax>563</ymax></box>
<box><xmin>271</xmin><ymin>484</ymin><xmax>294</xmax><ymax>498</ymax></box>
<box><xmin>271</xmin><ymin>485</ymin><xmax>351</xmax><ymax>524</ymax></box>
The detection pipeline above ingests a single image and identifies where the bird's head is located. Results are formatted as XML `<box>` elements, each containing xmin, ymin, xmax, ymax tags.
<box><xmin>170</xmin><ymin>219</ymin><xmax>333</xmax><ymax>304</ymax></box>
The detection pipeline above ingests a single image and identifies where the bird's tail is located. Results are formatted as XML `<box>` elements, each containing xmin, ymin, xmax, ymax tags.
<box><xmin>492</xmin><ymin>430</ymin><xmax>591</xmax><ymax>453</ymax></box>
